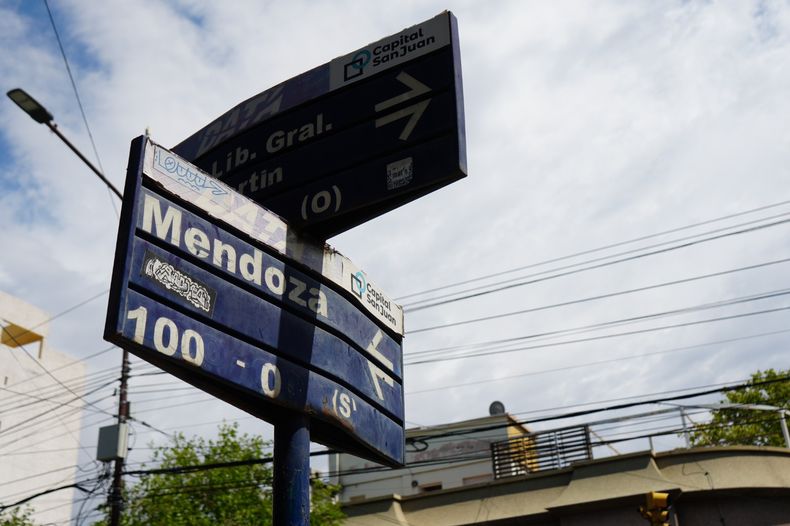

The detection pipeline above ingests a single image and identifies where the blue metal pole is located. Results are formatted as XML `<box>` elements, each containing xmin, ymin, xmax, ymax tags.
<box><xmin>273</xmin><ymin>415</ymin><xmax>311</xmax><ymax>525</ymax></box>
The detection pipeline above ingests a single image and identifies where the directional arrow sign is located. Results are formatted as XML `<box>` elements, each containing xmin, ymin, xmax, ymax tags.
<box><xmin>106</xmin><ymin>137</ymin><xmax>405</xmax><ymax>466</ymax></box>
<box><xmin>173</xmin><ymin>11</ymin><xmax>466</xmax><ymax>238</ymax></box>
<box><xmin>374</xmin><ymin>72</ymin><xmax>432</xmax><ymax>113</ymax></box>
<box><xmin>374</xmin><ymin>100</ymin><xmax>431</xmax><ymax>141</ymax></box>
<box><xmin>374</xmin><ymin>73</ymin><xmax>432</xmax><ymax>140</ymax></box>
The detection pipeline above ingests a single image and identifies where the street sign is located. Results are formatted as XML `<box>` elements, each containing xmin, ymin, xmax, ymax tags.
<box><xmin>106</xmin><ymin>137</ymin><xmax>405</xmax><ymax>466</ymax></box>
<box><xmin>172</xmin><ymin>11</ymin><xmax>465</xmax><ymax>238</ymax></box>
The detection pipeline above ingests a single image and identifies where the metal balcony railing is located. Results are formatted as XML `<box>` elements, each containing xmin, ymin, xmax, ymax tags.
<box><xmin>491</xmin><ymin>425</ymin><xmax>592</xmax><ymax>478</ymax></box>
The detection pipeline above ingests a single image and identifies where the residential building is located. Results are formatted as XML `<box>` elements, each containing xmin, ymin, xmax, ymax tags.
<box><xmin>341</xmin><ymin>446</ymin><xmax>790</xmax><ymax>525</ymax></box>
<box><xmin>330</xmin><ymin>404</ymin><xmax>542</xmax><ymax>503</ymax></box>
<box><xmin>0</xmin><ymin>290</ymin><xmax>87</xmax><ymax>525</ymax></box>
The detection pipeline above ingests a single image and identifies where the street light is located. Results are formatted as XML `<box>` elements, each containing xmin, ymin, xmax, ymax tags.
<box><xmin>7</xmin><ymin>87</ymin><xmax>129</xmax><ymax>526</ymax></box>
<box><xmin>7</xmin><ymin>88</ymin><xmax>53</xmax><ymax>124</ymax></box>
<box><xmin>6</xmin><ymin>87</ymin><xmax>123</xmax><ymax>199</ymax></box>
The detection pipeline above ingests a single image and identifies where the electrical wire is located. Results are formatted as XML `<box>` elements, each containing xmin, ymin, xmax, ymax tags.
<box><xmin>105</xmin><ymin>376</ymin><xmax>790</xmax><ymax>482</ymax></box>
<box><xmin>407</xmin><ymin>256</ymin><xmax>790</xmax><ymax>334</ymax></box>
<box><xmin>0</xmin><ymin>379</ymin><xmax>118</xmax><ymax>438</ymax></box>
<box><xmin>407</xmin><ymin>375</ymin><xmax>790</xmax><ymax>442</ymax></box>
<box><xmin>0</xmin><ymin>474</ymin><xmax>103</xmax><ymax>512</ymax></box>
<box><xmin>403</xmin><ymin>213</ymin><xmax>790</xmax><ymax>311</ymax></box>
<box><xmin>42</xmin><ymin>0</ymin><xmax>116</xmax><ymax>223</ymax></box>
<box><xmin>0</xmin><ymin>413</ymin><xmax>116</xmax><ymax>456</ymax></box>
<box><xmin>396</xmin><ymin>198</ymin><xmax>790</xmax><ymax>301</ymax></box>
<box><xmin>0</xmin><ymin>367</ymin><xmax>121</xmax><ymax>412</ymax></box>
<box><xmin>406</xmin><ymin>327</ymin><xmax>790</xmax><ymax>395</ymax></box>
<box><xmin>407</xmin><ymin>285</ymin><xmax>790</xmax><ymax>358</ymax></box>
<box><xmin>405</xmin><ymin>303</ymin><xmax>790</xmax><ymax>365</ymax></box>
<box><xmin>0</xmin><ymin>326</ymin><xmax>118</xmax><ymax>418</ymax></box>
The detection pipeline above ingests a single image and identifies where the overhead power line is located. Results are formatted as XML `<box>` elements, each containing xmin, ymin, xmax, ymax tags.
<box><xmin>404</xmin><ymin>213</ymin><xmax>790</xmax><ymax>312</ymax></box>
<box><xmin>410</xmin><ymin>286</ymin><xmax>790</xmax><ymax>356</ymax></box>
<box><xmin>410</xmin><ymin>374</ymin><xmax>790</xmax><ymax>442</ymax></box>
<box><xmin>9</xmin><ymin>382</ymin><xmax>776</xmax><ymax>512</ymax></box>
<box><xmin>121</xmin><ymin>376</ymin><xmax>787</xmax><ymax>477</ymax></box>
<box><xmin>105</xmin><ymin>380</ymin><xmax>788</xmax><ymax>483</ymax></box>
<box><xmin>43</xmin><ymin>0</ymin><xmax>105</xmax><ymax>176</ymax></box>
<box><xmin>405</xmin><ymin>327</ymin><xmax>790</xmax><ymax>395</ymax></box>
<box><xmin>405</xmin><ymin>293</ymin><xmax>790</xmax><ymax>365</ymax></box>
<box><xmin>0</xmin><ymin>379</ymin><xmax>118</xmax><ymax>438</ymax></box>
<box><xmin>407</xmin><ymin>256</ymin><xmax>790</xmax><ymax>334</ymax></box>
<box><xmin>0</xmin><ymin>412</ymin><xmax>116</xmax><ymax>456</ymax></box>
<box><xmin>0</xmin><ymin>368</ymin><xmax>120</xmax><ymax>414</ymax></box>
<box><xmin>397</xmin><ymin>197</ymin><xmax>790</xmax><ymax>302</ymax></box>
<box><xmin>0</xmin><ymin>475</ymin><xmax>103</xmax><ymax>512</ymax></box>
<box><xmin>0</xmin><ymin>325</ymin><xmax>118</xmax><ymax>421</ymax></box>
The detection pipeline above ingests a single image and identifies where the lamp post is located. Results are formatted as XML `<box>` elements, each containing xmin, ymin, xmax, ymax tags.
<box><xmin>7</xmin><ymin>87</ymin><xmax>129</xmax><ymax>526</ymax></box>
<box><xmin>6</xmin><ymin>88</ymin><xmax>122</xmax><ymax>199</ymax></box>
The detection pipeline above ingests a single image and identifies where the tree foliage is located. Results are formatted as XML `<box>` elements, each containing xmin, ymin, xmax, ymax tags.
<box><xmin>690</xmin><ymin>368</ymin><xmax>790</xmax><ymax>447</ymax></box>
<box><xmin>95</xmin><ymin>423</ymin><xmax>343</xmax><ymax>526</ymax></box>
<box><xmin>0</xmin><ymin>507</ymin><xmax>37</xmax><ymax>526</ymax></box>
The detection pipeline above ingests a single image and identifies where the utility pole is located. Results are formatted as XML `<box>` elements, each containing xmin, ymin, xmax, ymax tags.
<box><xmin>108</xmin><ymin>350</ymin><xmax>130</xmax><ymax>526</ymax></box>
<box><xmin>7</xmin><ymin>88</ymin><xmax>128</xmax><ymax>525</ymax></box>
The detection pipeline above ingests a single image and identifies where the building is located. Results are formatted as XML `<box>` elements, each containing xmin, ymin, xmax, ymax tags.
<box><xmin>330</xmin><ymin>404</ymin><xmax>553</xmax><ymax>502</ymax></box>
<box><xmin>341</xmin><ymin>446</ymin><xmax>790</xmax><ymax>525</ymax></box>
<box><xmin>0</xmin><ymin>290</ymin><xmax>87</xmax><ymax>524</ymax></box>
<box><xmin>335</xmin><ymin>406</ymin><xmax>790</xmax><ymax>525</ymax></box>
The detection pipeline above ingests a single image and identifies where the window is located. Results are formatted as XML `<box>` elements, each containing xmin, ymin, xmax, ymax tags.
<box><xmin>419</xmin><ymin>482</ymin><xmax>442</xmax><ymax>493</ymax></box>
<box><xmin>463</xmin><ymin>474</ymin><xmax>493</xmax><ymax>486</ymax></box>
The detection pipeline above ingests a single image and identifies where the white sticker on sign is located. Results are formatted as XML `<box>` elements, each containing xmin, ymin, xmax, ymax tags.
<box><xmin>387</xmin><ymin>158</ymin><xmax>413</xmax><ymax>190</ymax></box>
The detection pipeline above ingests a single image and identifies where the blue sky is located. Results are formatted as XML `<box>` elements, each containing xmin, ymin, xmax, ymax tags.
<box><xmin>2</xmin><ymin>1</ymin><xmax>790</xmax><ymax>516</ymax></box>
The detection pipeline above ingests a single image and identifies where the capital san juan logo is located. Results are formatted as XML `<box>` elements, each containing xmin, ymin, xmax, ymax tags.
<box><xmin>342</xmin><ymin>26</ymin><xmax>437</xmax><ymax>82</ymax></box>
<box><xmin>344</xmin><ymin>50</ymin><xmax>372</xmax><ymax>81</ymax></box>
<box><xmin>350</xmin><ymin>271</ymin><xmax>367</xmax><ymax>298</ymax></box>
<box><xmin>350</xmin><ymin>271</ymin><xmax>397</xmax><ymax>327</ymax></box>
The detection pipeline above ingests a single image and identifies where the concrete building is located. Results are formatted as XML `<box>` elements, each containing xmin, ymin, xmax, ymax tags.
<box><xmin>331</xmin><ymin>404</ymin><xmax>595</xmax><ymax>504</ymax></box>
<box><xmin>0</xmin><ymin>290</ymin><xmax>87</xmax><ymax>525</ymax></box>
<box><xmin>331</xmin><ymin>407</ymin><xmax>548</xmax><ymax>503</ymax></box>
<box><xmin>342</xmin><ymin>446</ymin><xmax>790</xmax><ymax>525</ymax></box>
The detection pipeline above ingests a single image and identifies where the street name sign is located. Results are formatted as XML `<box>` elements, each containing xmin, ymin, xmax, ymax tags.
<box><xmin>172</xmin><ymin>11</ymin><xmax>466</xmax><ymax>238</ymax></box>
<box><xmin>105</xmin><ymin>137</ymin><xmax>405</xmax><ymax>466</ymax></box>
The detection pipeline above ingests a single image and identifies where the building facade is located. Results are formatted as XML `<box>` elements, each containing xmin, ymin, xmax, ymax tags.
<box><xmin>341</xmin><ymin>446</ymin><xmax>790</xmax><ymax>525</ymax></box>
<box><xmin>0</xmin><ymin>291</ymin><xmax>87</xmax><ymax>524</ymax></box>
<box><xmin>330</xmin><ymin>411</ymin><xmax>534</xmax><ymax>503</ymax></box>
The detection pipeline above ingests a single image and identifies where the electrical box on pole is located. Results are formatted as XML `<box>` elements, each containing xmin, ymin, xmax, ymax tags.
<box><xmin>96</xmin><ymin>423</ymin><xmax>129</xmax><ymax>462</ymax></box>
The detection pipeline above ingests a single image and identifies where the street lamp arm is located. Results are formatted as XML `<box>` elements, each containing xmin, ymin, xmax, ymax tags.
<box><xmin>7</xmin><ymin>87</ymin><xmax>122</xmax><ymax>200</ymax></box>
<box><xmin>45</xmin><ymin>122</ymin><xmax>123</xmax><ymax>199</ymax></box>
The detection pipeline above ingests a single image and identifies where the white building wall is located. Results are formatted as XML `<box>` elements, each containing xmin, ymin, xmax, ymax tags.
<box><xmin>0</xmin><ymin>290</ymin><xmax>87</xmax><ymax>525</ymax></box>
<box><xmin>332</xmin><ymin>414</ymin><xmax>522</xmax><ymax>502</ymax></box>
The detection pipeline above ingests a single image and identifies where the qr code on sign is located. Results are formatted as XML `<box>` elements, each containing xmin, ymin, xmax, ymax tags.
<box><xmin>386</xmin><ymin>158</ymin><xmax>413</xmax><ymax>190</ymax></box>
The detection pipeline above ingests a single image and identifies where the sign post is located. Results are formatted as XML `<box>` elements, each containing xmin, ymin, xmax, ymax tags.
<box><xmin>273</xmin><ymin>415</ymin><xmax>311</xmax><ymax>525</ymax></box>
<box><xmin>173</xmin><ymin>11</ymin><xmax>466</xmax><ymax>239</ymax></box>
<box><xmin>107</xmin><ymin>11</ymin><xmax>466</xmax><ymax>525</ymax></box>
<box><xmin>106</xmin><ymin>136</ymin><xmax>405</xmax><ymax>464</ymax></box>
<box><xmin>106</xmin><ymin>137</ymin><xmax>406</xmax><ymax>525</ymax></box>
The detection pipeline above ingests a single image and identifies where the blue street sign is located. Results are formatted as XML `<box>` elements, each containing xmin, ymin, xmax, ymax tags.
<box><xmin>106</xmin><ymin>137</ymin><xmax>405</xmax><ymax>466</ymax></box>
<box><xmin>172</xmin><ymin>12</ymin><xmax>466</xmax><ymax>238</ymax></box>
<box><xmin>145</xmin><ymin>140</ymin><xmax>404</xmax><ymax>335</ymax></box>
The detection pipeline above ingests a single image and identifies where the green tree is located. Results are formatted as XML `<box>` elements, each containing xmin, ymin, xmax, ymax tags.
<box><xmin>95</xmin><ymin>423</ymin><xmax>343</xmax><ymax>526</ymax></box>
<box><xmin>0</xmin><ymin>507</ymin><xmax>37</xmax><ymax>526</ymax></box>
<box><xmin>690</xmin><ymin>368</ymin><xmax>790</xmax><ymax>447</ymax></box>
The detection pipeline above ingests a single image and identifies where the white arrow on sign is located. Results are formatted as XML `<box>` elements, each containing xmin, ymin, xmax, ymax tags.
<box><xmin>375</xmin><ymin>72</ymin><xmax>431</xmax><ymax>141</ymax></box>
<box><xmin>366</xmin><ymin>329</ymin><xmax>395</xmax><ymax>401</ymax></box>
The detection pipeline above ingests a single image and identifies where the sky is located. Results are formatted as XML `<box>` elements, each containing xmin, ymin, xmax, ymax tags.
<box><xmin>2</xmin><ymin>0</ymin><xmax>790</xmax><ymax>516</ymax></box>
